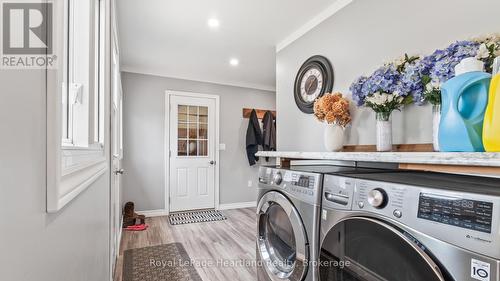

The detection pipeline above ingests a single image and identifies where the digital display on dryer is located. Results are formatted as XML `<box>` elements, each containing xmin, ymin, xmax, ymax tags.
<box><xmin>292</xmin><ymin>175</ymin><xmax>314</xmax><ymax>188</ymax></box>
<box><xmin>417</xmin><ymin>193</ymin><xmax>493</xmax><ymax>233</ymax></box>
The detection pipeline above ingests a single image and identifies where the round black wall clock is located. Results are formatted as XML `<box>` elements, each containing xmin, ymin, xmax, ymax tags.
<box><xmin>293</xmin><ymin>55</ymin><xmax>334</xmax><ymax>114</ymax></box>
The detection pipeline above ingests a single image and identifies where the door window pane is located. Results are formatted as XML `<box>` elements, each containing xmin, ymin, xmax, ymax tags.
<box><xmin>178</xmin><ymin>113</ymin><xmax>187</xmax><ymax>122</ymax></box>
<box><xmin>178</xmin><ymin>122</ymin><xmax>188</xmax><ymax>138</ymax></box>
<box><xmin>198</xmin><ymin>140</ymin><xmax>208</xmax><ymax>156</ymax></box>
<box><xmin>177</xmin><ymin>105</ymin><xmax>209</xmax><ymax>157</ymax></box>
<box><xmin>189</xmin><ymin>122</ymin><xmax>198</xmax><ymax>138</ymax></box>
<box><xmin>178</xmin><ymin>105</ymin><xmax>188</xmax><ymax>122</ymax></box>
<box><xmin>188</xmin><ymin>140</ymin><xmax>197</xmax><ymax>156</ymax></box>
<box><xmin>178</xmin><ymin>105</ymin><xmax>187</xmax><ymax>113</ymax></box>
<box><xmin>199</xmin><ymin>106</ymin><xmax>208</xmax><ymax>123</ymax></box>
<box><xmin>178</xmin><ymin>140</ymin><xmax>187</xmax><ymax>156</ymax></box>
<box><xmin>199</xmin><ymin>106</ymin><xmax>208</xmax><ymax>115</ymax></box>
<box><xmin>199</xmin><ymin>123</ymin><xmax>207</xmax><ymax>139</ymax></box>
<box><xmin>188</xmin><ymin>106</ymin><xmax>198</xmax><ymax>122</ymax></box>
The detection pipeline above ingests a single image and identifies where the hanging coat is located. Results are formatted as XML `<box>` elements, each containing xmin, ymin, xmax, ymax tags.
<box><xmin>262</xmin><ymin>111</ymin><xmax>276</xmax><ymax>155</ymax></box>
<box><xmin>246</xmin><ymin>109</ymin><xmax>263</xmax><ymax>166</ymax></box>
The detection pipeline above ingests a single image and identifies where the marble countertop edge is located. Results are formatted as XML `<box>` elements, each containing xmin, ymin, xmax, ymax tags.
<box><xmin>254</xmin><ymin>151</ymin><xmax>500</xmax><ymax>167</ymax></box>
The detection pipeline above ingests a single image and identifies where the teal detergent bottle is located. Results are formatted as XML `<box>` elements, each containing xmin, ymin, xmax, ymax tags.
<box><xmin>439</xmin><ymin>58</ymin><xmax>491</xmax><ymax>152</ymax></box>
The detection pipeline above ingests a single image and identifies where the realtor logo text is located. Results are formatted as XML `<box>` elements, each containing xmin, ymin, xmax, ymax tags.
<box><xmin>1</xmin><ymin>1</ymin><xmax>55</xmax><ymax>68</ymax></box>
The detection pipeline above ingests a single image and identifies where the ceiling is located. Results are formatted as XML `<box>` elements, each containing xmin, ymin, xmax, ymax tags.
<box><xmin>116</xmin><ymin>0</ymin><xmax>344</xmax><ymax>91</ymax></box>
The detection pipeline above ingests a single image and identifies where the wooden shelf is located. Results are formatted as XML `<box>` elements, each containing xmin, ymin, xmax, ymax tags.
<box><xmin>398</xmin><ymin>163</ymin><xmax>500</xmax><ymax>176</ymax></box>
<box><xmin>342</xmin><ymin>143</ymin><xmax>433</xmax><ymax>152</ymax></box>
<box><xmin>242</xmin><ymin>108</ymin><xmax>276</xmax><ymax>119</ymax></box>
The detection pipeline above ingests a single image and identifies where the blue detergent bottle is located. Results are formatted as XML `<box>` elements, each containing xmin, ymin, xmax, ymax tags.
<box><xmin>439</xmin><ymin>57</ymin><xmax>491</xmax><ymax>152</ymax></box>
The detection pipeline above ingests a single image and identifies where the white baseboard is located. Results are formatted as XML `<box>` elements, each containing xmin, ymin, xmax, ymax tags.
<box><xmin>218</xmin><ymin>201</ymin><xmax>256</xmax><ymax>210</ymax></box>
<box><xmin>137</xmin><ymin>203</ymin><xmax>256</xmax><ymax>216</ymax></box>
<box><xmin>136</xmin><ymin>209</ymin><xmax>169</xmax><ymax>217</ymax></box>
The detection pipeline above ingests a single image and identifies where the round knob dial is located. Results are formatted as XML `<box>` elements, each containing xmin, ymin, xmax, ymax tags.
<box><xmin>367</xmin><ymin>188</ymin><xmax>388</xmax><ymax>208</ymax></box>
<box><xmin>273</xmin><ymin>172</ymin><xmax>283</xmax><ymax>185</ymax></box>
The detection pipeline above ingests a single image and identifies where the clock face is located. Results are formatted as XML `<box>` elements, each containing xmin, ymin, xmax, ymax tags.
<box><xmin>293</xmin><ymin>56</ymin><xmax>334</xmax><ymax>114</ymax></box>
<box><xmin>300</xmin><ymin>67</ymin><xmax>324</xmax><ymax>103</ymax></box>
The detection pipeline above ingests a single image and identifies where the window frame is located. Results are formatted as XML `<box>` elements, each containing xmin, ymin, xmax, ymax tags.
<box><xmin>47</xmin><ymin>0</ymin><xmax>110</xmax><ymax>213</ymax></box>
<box><xmin>61</xmin><ymin>0</ymin><xmax>103</xmax><ymax>149</ymax></box>
<box><xmin>111</xmin><ymin>32</ymin><xmax>123</xmax><ymax>160</ymax></box>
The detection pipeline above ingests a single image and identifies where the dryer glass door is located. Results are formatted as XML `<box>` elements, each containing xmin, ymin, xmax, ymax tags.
<box><xmin>319</xmin><ymin>217</ymin><xmax>446</xmax><ymax>281</ymax></box>
<box><xmin>257</xmin><ymin>191</ymin><xmax>308</xmax><ymax>281</ymax></box>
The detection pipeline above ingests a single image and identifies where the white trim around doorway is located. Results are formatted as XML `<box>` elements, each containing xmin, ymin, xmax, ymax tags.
<box><xmin>164</xmin><ymin>90</ymin><xmax>220</xmax><ymax>215</ymax></box>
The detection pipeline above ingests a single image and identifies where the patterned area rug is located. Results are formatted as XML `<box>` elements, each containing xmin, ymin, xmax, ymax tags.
<box><xmin>169</xmin><ymin>209</ymin><xmax>227</xmax><ymax>225</ymax></box>
<box><xmin>123</xmin><ymin>243</ymin><xmax>202</xmax><ymax>281</ymax></box>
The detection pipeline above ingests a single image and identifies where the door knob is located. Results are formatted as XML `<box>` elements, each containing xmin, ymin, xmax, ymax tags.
<box><xmin>114</xmin><ymin>169</ymin><xmax>124</xmax><ymax>175</ymax></box>
<box><xmin>209</xmin><ymin>160</ymin><xmax>216</xmax><ymax>165</ymax></box>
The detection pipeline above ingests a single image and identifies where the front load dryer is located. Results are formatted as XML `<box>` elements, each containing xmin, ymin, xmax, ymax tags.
<box><xmin>256</xmin><ymin>165</ymin><xmax>394</xmax><ymax>281</ymax></box>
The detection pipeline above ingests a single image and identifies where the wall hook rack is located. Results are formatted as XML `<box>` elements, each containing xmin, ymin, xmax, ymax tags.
<box><xmin>242</xmin><ymin>108</ymin><xmax>276</xmax><ymax>119</ymax></box>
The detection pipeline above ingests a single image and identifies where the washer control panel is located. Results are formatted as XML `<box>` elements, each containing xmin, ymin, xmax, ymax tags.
<box><xmin>321</xmin><ymin>174</ymin><xmax>500</xmax><ymax>260</ymax></box>
<box><xmin>353</xmin><ymin>179</ymin><xmax>408</xmax><ymax>220</ymax></box>
<box><xmin>417</xmin><ymin>193</ymin><xmax>493</xmax><ymax>233</ymax></box>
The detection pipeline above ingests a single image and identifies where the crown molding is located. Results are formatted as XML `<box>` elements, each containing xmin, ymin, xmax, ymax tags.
<box><xmin>276</xmin><ymin>0</ymin><xmax>354</xmax><ymax>53</ymax></box>
<box><xmin>121</xmin><ymin>65</ymin><xmax>276</xmax><ymax>92</ymax></box>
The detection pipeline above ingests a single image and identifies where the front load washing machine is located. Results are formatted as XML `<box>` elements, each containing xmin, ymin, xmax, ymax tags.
<box><xmin>256</xmin><ymin>165</ymin><xmax>394</xmax><ymax>281</ymax></box>
<box><xmin>319</xmin><ymin>171</ymin><xmax>500</xmax><ymax>281</ymax></box>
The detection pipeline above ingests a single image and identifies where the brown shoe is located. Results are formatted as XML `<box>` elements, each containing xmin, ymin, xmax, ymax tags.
<box><xmin>122</xmin><ymin>202</ymin><xmax>146</xmax><ymax>228</ymax></box>
<box><xmin>123</xmin><ymin>202</ymin><xmax>135</xmax><ymax>218</ymax></box>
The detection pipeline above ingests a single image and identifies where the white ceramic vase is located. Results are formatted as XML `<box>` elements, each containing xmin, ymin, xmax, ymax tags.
<box><xmin>432</xmin><ymin>104</ymin><xmax>441</xmax><ymax>152</ymax></box>
<box><xmin>324</xmin><ymin>124</ymin><xmax>345</xmax><ymax>152</ymax></box>
<box><xmin>376</xmin><ymin>112</ymin><xmax>392</xmax><ymax>152</ymax></box>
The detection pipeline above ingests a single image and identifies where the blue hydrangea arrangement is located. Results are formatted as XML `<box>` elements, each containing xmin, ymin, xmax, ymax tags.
<box><xmin>351</xmin><ymin>34</ymin><xmax>500</xmax><ymax>109</ymax></box>
<box><xmin>349</xmin><ymin>55</ymin><xmax>416</xmax><ymax>118</ymax></box>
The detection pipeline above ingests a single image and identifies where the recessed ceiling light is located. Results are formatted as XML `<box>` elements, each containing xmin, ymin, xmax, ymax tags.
<box><xmin>229</xmin><ymin>58</ymin><xmax>239</xmax><ymax>66</ymax></box>
<box><xmin>208</xmin><ymin>18</ymin><xmax>220</xmax><ymax>29</ymax></box>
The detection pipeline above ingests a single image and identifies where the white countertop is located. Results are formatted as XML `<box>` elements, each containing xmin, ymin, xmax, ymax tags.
<box><xmin>255</xmin><ymin>151</ymin><xmax>500</xmax><ymax>167</ymax></box>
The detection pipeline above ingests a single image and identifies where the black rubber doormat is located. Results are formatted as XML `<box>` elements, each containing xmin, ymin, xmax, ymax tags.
<box><xmin>169</xmin><ymin>209</ymin><xmax>227</xmax><ymax>225</ymax></box>
<box><xmin>123</xmin><ymin>243</ymin><xmax>202</xmax><ymax>281</ymax></box>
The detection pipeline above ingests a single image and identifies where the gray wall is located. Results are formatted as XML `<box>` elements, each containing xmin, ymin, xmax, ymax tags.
<box><xmin>0</xmin><ymin>69</ymin><xmax>110</xmax><ymax>280</ymax></box>
<box><xmin>121</xmin><ymin>72</ymin><xmax>276</xmax><ymax>211</ymax></box>
<box><xmin>277</xmin><ymin>0</ymin><xmax>500</xmax><ymax>151</ymax></box>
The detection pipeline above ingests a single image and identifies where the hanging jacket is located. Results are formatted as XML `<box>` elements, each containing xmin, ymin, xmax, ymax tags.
<box><xmin>262</xmin><ymin>111</ymin><xmax>276</xmax><ymax>155</ymax></box>
<box><xmin>246</xmin><ymin>109</ymin><xmax>262</xmax><ymax>166</ymax></box>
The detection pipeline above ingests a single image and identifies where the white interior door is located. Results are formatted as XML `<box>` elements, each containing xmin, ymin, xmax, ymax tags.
<box><xmin>169</xmin><ymin>95</ymin><xmax>216</xmax><ymax>212</ymax></box>
<box><xmin>110</xmin><ymin>23</ymin><xmax>123</xmax><ymax>276</ymax></box>
<box><xmin>110</xmin><ymin>102</ymin><xmax>122</xmax><ymax>259</ymax></box>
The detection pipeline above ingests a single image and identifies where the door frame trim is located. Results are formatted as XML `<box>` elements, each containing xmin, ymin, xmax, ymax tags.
<box><xmin>164</xmin><ymin>90</ymin><xmax>220</xmax><ymax>214</ymax></box>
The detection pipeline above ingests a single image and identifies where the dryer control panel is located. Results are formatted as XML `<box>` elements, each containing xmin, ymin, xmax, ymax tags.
<box><xmin>258</xmin><ymin>167</ymin><xmax>322</xmax><ymax>205</ymax></box>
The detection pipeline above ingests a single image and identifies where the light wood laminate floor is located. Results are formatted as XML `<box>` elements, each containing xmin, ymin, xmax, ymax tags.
<box><xmin>114</xmin><ymin>208</ymin><xmax>257</xmax><ymax>281</ymax></box>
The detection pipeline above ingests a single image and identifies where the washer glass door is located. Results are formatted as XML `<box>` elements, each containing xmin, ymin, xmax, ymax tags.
<box><xmin>319</xmin><ymin>217</ymin><xmax>446</xmax><ymax>281</ymax></box>
<box><xmin>257</xmin><ymin>191</ymin><xmax>308</xmax><ymax>281</ymax></box>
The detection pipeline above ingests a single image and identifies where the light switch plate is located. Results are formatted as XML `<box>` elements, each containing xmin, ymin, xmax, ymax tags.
<box><xmin>219</xmin><ymin>143</ymin><xmax>226</xmax><ymax>150</ymax></box>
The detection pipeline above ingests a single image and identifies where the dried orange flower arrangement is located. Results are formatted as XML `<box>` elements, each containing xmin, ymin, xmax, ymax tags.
<box><xmin>314</xmin><ymin>92</ymin><xmax>352</xmax><ymax>127</ymax></box>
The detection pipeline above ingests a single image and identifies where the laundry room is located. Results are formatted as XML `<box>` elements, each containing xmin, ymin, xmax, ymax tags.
<box><xmin>2</xmin><ymin>0</ymin><xmax>500</xmax><ymax>281</ymax></box>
